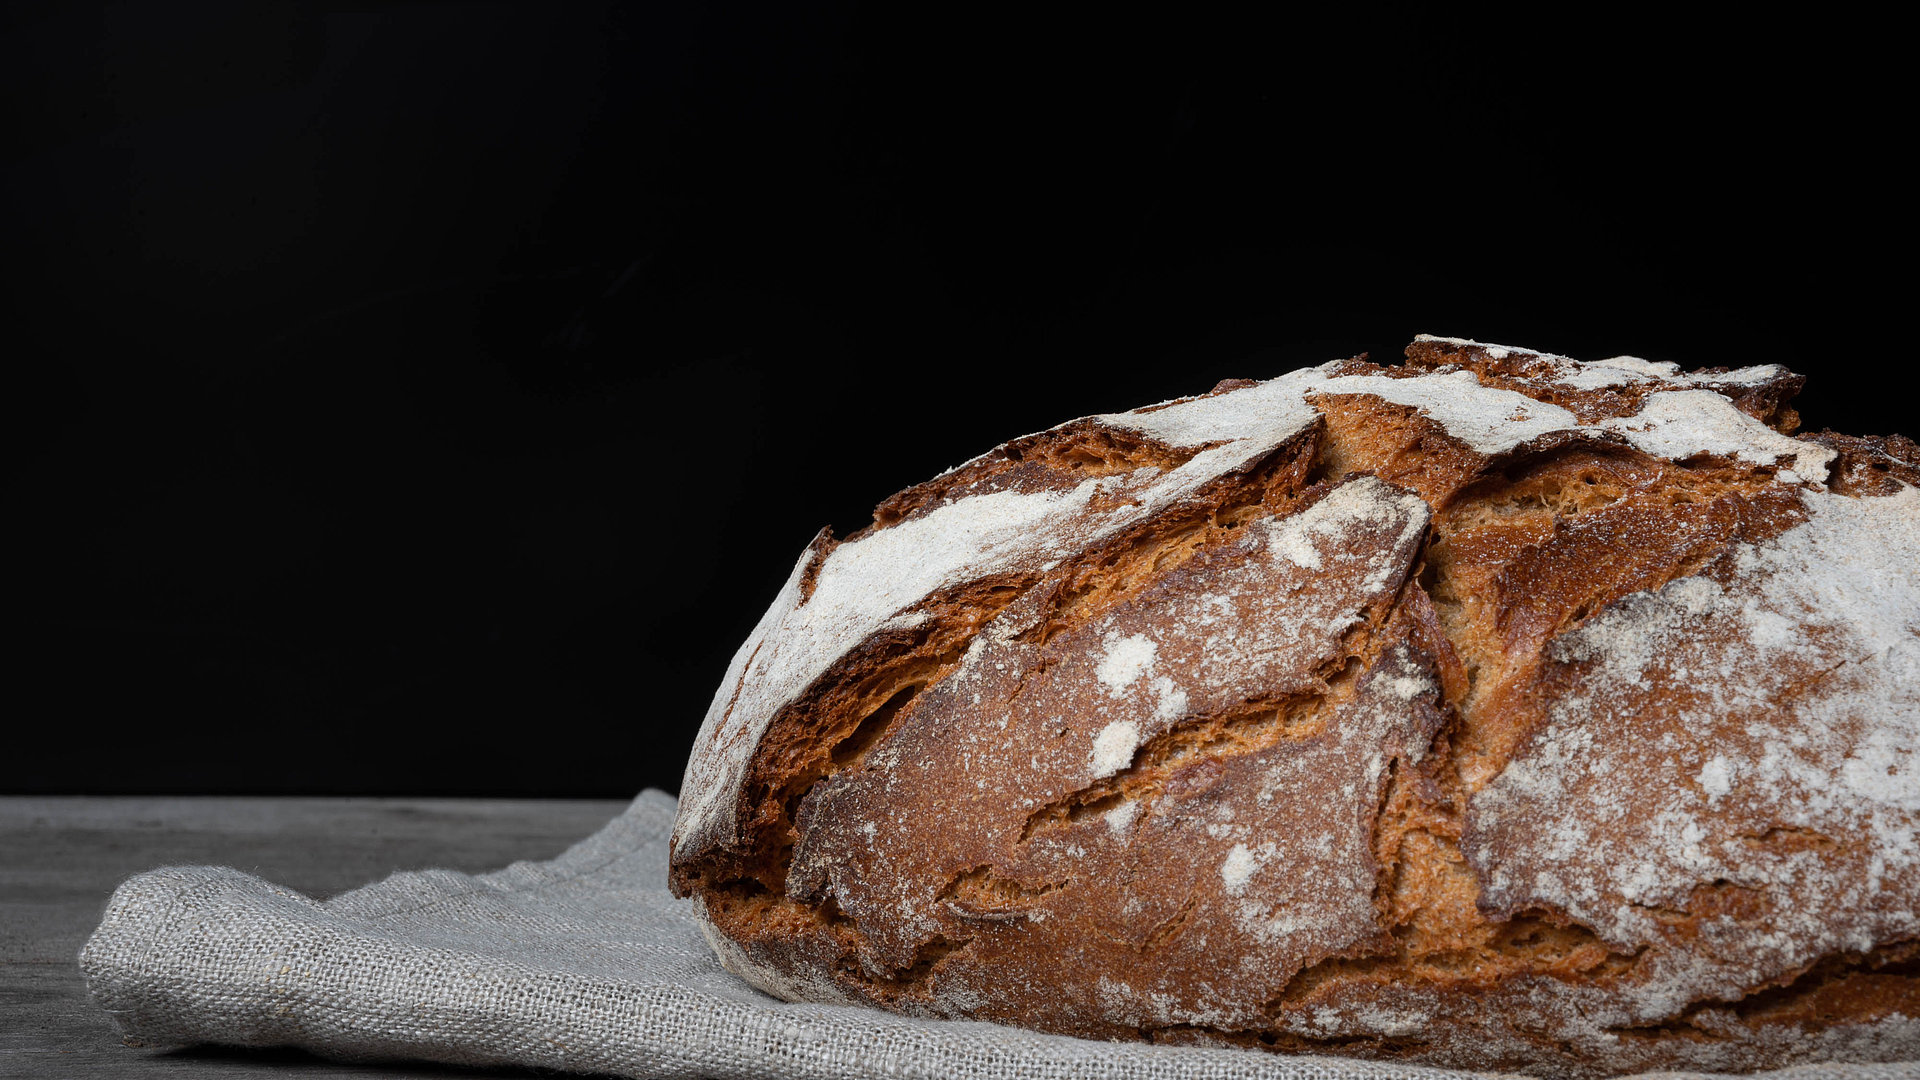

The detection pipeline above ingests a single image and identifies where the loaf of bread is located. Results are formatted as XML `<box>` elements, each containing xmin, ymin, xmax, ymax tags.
<box><xmin>667</xmin><ymin>336</ymin><xmax>1920</xmax><ymax>1077</ymax></box>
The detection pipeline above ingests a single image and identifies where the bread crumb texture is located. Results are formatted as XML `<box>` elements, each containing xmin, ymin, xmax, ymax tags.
<box><xmin>669</xmin><ymin>336</ymin><xmax>1920</xmax><ymax>1078</ymax></box>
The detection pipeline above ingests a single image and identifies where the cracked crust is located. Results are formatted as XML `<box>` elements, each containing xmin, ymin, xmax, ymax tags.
<box><xmin>669</xmin><ymin>338</ymin><xmax>1920</xmax><ymax>1078</ymax></box>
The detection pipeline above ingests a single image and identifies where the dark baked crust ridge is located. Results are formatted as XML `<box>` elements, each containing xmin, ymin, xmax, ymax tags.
<box><xmin>861</xmin><ymin>377</ymin><xmax>1268</xmax><ymax>538</ymax></box>
<box><xmin>1805</xmin><ymin>430</ymin><xmax>1920</xmax><ymax>497</ymax></box>
<box><xmin>672</xmin><ymin>340</ymin><xmax>1920</xmax><ymax>1077</ymax></box>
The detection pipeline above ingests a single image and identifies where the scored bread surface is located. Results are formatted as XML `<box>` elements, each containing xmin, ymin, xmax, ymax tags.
<box><xmin>668</xmin><ymin>336</ymin><xmax>1920</xmax><ymax>1078</ymax></box>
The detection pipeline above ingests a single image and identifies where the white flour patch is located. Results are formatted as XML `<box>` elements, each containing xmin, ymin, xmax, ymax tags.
<box><xmin>1096</xmin><ymin>634</ymin><xmax>1158</xmax><ymax>695</ymax></box>
<box><xmin>1095</xmin><ymin>369</ymin><xmax>1322</xmax><ymax>451</ymax></box>
<box><xmin>1597</xmin><ymin>389</ymin><xmax>1835</xmax><ymax>478</ymax></box>
<box><xmin>1375</xmin><ymin>669</ymin><xmax>1433</xmax><ymax>703</ymax></box>
<box><xmin>1697</xmin><ymin>755</ymin><xmax>1734</xmax><ymax>802</ymax></box>
<box><xmin>1312</xmin><ymin>369</ymin><xmax>1581</xmax><ymax>455</ymax></box>
<box><xmin>1557</xmin><ymin>354</ymin><xmax>1684</xmax><ymax>388</ymax></box>
<box><xmin>1091</xmin><ymin>720</ymin><xmax>1142</xmax><ymax>778</ymax></box>
<box><xmin>1104</xmin><ymin>800</ymin><xmax>1140</xmax><ymax>836</ymax></box>
<box><xmin>1274</xmin><ymin>529</ymin><xmax>1323</xmax><ymax>570</ymax></box>
<box><xmin>1151</xmin><ymin>676</ymin><xmax>1188</xmax><ymax>722</ymax></box>
<box><xmin>1353</xmin><ymin>1006</ymin><xmax>1434</xmax><ymax>1037</ymax></box>
<box><xmin>1266</xmin><ymin>476</ymin><xmax>1427</xmax><ymax>570</ymax></box>
<box><xmin>1221</xmin><ymin>843</ymin><xmax>1257</xmax><ymax>895</ymax></box>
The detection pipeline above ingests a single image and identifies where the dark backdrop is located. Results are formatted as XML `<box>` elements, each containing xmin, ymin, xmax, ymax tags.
<box><xmin>3</xmin><ymin>4</ymin><xmax>1900</xmax><ymax>796</ymax></box>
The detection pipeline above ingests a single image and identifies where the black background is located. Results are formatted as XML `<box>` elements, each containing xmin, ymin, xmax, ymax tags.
<box><xmin>3</xmin><ymin>4</ymin><xmax>1903</xmax><ymax>797</ymax></box>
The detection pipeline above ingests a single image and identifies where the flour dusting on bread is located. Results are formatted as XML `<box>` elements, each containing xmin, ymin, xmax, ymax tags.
<box><xmin>671</xmin><ymin>336</ymin><xmax>1919</xmax><ymax>1078</ymax></box>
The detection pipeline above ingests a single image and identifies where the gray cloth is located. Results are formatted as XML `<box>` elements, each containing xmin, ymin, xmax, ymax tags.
<box><xmin>79</xmin><ymin>790</ymin><xmax>1917</xmax><ymax>1080</ymax></box>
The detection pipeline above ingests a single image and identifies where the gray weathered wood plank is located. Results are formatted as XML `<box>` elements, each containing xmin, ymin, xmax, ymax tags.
<box><xmin>0</xmin><ymin>796</ymin><xmax>633</xmax><ymax>1079</ymax></box>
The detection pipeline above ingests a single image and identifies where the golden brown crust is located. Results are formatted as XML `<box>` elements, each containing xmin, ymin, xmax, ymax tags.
<box><xmin>672</xmin><ymin>342</ymin><xmax>1920</xmax><ymax>1077</ymax></box>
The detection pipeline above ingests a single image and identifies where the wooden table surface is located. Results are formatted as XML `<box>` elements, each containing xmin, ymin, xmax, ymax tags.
<box><xmin>0</xmin><ymin>796</ymin><xmax>634</xmax><ymax>1079</ymax></box>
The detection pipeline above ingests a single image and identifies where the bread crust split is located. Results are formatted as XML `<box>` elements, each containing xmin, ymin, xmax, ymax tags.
<box><xmin>668</xmin><ymin>336</ymin><xmax>1920</xmax><ymax>1078</ymax></box>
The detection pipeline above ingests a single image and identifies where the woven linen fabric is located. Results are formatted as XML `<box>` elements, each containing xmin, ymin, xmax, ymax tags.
<box><xmin>80</xmin><ymin>791</ymin><xmax>1917</xmax><ymax>1080</ymax></box>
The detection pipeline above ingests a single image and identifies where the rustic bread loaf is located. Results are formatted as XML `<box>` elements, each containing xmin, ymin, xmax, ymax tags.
<box><xmin>667</xmin><ymin>336</ymin><xmax>1920</xmax><ymax>1078</ymax></box>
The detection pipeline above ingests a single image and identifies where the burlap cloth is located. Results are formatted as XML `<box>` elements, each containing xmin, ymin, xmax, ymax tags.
<box><xmin>79</xmin><ymin>790</ymin><xmax>1916</xmax><ymax>1080</ymax></box>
